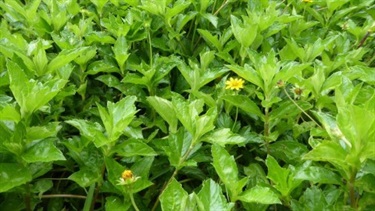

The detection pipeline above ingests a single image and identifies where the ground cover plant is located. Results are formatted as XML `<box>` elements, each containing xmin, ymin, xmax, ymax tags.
<box><xmin>0</xmin><ymin>0</ymin><xmax>375</xmax><ymax>210</ymax></box>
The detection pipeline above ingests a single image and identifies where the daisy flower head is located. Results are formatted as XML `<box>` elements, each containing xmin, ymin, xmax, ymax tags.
<box><xmin>225</xmin><ymin>77</ymin><xmax>245</xmax><ymax>91</ymax></box>
<box><xmin>117</xmin><ymin>170</ymin><xmax>140</xmax><ymax>185</ymax></box>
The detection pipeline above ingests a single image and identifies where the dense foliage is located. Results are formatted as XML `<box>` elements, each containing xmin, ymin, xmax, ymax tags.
<box><xmin>1</xmin><ymin>0</ymin><xmax>375</xmax><ymax>210</ymax></box>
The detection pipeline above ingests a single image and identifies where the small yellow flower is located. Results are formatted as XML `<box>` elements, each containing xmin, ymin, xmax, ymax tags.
<box><xmin>117</xmin><ymin>170</ymin><xmax>140</xmax><ymax>185</ymax></box>
<box><xmin>122</xmin><ymin>170</ymin><xmax>133</xmax><ymax>180</ymax></box>
<box><xmin>302</xmin><ymin>0</ymin><xmax>313</xmax><ymax>3</ymax></box>
<box><xmin>225</xmin><ymin>77</ymin><xmax>245</xmax><ymax>91</ymax></box>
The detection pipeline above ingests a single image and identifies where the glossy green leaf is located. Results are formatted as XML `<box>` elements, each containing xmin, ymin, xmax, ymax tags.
<box><xmin>295</xmin><ymin>165</ymin><xmax>342</xmax><ymax>185</ymax></box>
<box><xmin>0</xmin><ymin>105</ymin><xmax>21</xmax><ymax>122</ymax></box>
<box><xmin>113</xmin><ymin>139</ymin><xmax>157</xmax><ymax>157</ymax></box>
<box><xmin>197</xmin><ymin>179</ymin><xmax>233</xmax><ymax>211</ymax></box>
<box><xmin>26</xmin><ymin>122</ymin><xmax>62</xmax><ymax>141</ymax></box>
<box><xmin>303</xmin><ymin>141</ymin><xmax>350</xmax><ymax>175</ymax></box>
<box><xmin>7</xmin><ymin>60</ymin><xmax>67</xmax><ymax>117</ymax></box>
<box><xmin>212</xmin><ymin>144</ymin><xmax>238</xmax><ymax>189</ymax></box>
<box><xmin>291</xmin><ymin>186</ymin><xmax>330</xmax><ymax>211</ymax></box>
<box><xmin>21</xmin><ymin>138</ymin><xmax>66</xmax><ymax>163</ymax></box>
<box><xmin>231</xmin><ymin>15</ymin><xmax>257</xmax><ymax>47</ymax></box>
<box><xmin>238</xmin><ymin>185</ymin><xmax>281</xmax><ymax>204</ymax></box>
<box><xmin>147</xmin><ymin>96</ymin><xmax>178</xmax><ymax>133</ymax></box>
<box><xmin>112</xmin><ymin>36</ymin><xmax>130</xmax><ymax>72</ymax></box>
<box><xmin>47</xmin><ymin>47</ymin><xmax>88</xmax><ymax>73</ymax></box>
<box><xmin>160</xmin><ymin>178</ymin><xmax>189</xmax><ymax>211</ymax></box>
<box><xmin>97</xmin><ymin>96</ymin><xmax>138</xmax><ymax>142</ymax></box>
<box><xmin>221</xmin><ymin>95</ymin><xmax>264</xmax><ymax>119</ymax></box>
<box><xmin>105</xmin><ymin>196</ymin><xmax>131</xmax><ymax>211</ymax></box>
<box><xmin>0</xmin><ymin>163</ymin><xmax>32</xmax><ymax>192</ymax></box>
<box><xmin>65</xmin><ymin>119</ymin><xmax>108</xmax><ymax>148</ymax></box>
<box><xmin>69</xmin><ymin>167</ymin><xmax>101</xmax><ymax>188</ymax></box>
<box><xmin>266</xmin><ymin>155</ymin><xmax>302</xmax><ymax>197</ymax></box>
<box><xmin>162</xmin><ymin>128</ymin><xmax>192</xmax><ymax>168</ymax></box>
<box><xmin>204</xmin><ymin>128</ymin><xmax>246</xmax><ymax>146</ymax></box>
<box><xmin>197</xmin><ymin>29</ymin><xmax>222</xmax><ymax>50</ymax></box>
<box><xmin>269</xmin><ymin>140</ymin><xmax>309</xmax><ymax>165</ymax></box>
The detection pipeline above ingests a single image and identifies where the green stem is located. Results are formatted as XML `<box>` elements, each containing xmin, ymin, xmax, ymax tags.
<box><xmin>348</xmin><ymin>172</ymin><xmax>358</xmax><ymax>210</ymax></box>
<box><xmin>151</xmin><ymin>170</ymin><xmax>178</xmax><ymax>211</ymax></box>
<box><xmin>39</xmin><ymin>194</ymin><xmax>86</xmax><ymax>199</ymax></box>
<box><xmin>148</xmin><ymin>29</ymin><xmax>153</xmax><ymax>66</ymax></box>
<box><xmin>24</xmin><ymin>183</ymin><xmax>31</xmax><ymax>211</ymax></box>
<box><xmin>151</xmin><ymin>144</ymin><xmax>195</xmax><ymax>211</ymax></box>
<box><xmin>264</xmin><ymin>107</ymin><xmax>270</xmax><ymax>154</ymax></box>
<box><xmin>232</xmin><ymin>107</ymin><xmax>238</xmax><ymax>131</ymax></box>
<box><xmin>213</xmin><ymin>0</ymin><xmax>229</xmax><ymax>16</ymax></box>
<box><xmin>129</xmin><ymin>192</ymin><xmax>140</xmax><ymax>211</ymax></box>
<box><xmin>282</xmin><ymin>87</ymin><xmax>322</xmax><ymax>128</ymax></box>
<box><xmin>83</xmin><ymin>183</ymin><xmax>96</xmax><ymax>211</ymax></box>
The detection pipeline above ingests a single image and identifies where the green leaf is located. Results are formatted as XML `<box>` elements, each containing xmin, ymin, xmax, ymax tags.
<box><xmin>172</xmin><ymin>94</ymin><xmax>202</xmax><ymax>135</ymax></box>
<box><xmin>303</xmin><ymin>141</ymin><xmax>350</xmax><ymax>176</ymax></box>
<box><xmin>160</xmin><ymin>178</ymin><xmax>189</xmax><ymax>211</ymax></box>
<box><xmin>105</xmin><ymin>196</ymin><xmax>131</xmax><ymax>211</ymax></box>
<box><xmin>0</xmin><ymin>105</ymin><xmax>21</xmax><ymax>122</ymax></box>
<box><xmin>87</xmin><ymin>60</ymin><xmax>119</xmax><ymax>75</ymax></box>
<box><xmin>96</xmin><ymin>74</ymin><xmax>127</xmax><ymax>93</ymax></box>
<box><xmin>26</xmin><ymin>122</ymin><xmax>62</xmax><ymax>141</ymax></box>
<box><xmin>291</xmin><ymin>186</ymin><xmax>330</xmax><ymax>211</ymax></box>
<box><xmin>112</xmin><ymin>36</ymin><xmax>130</xmax><ymax>72</ymax></box>
<box><xmin>162</xmin><ymin>128</ymin><xmax>192</xmax><ymax>168</ymax></box>
<box><xmin>147</xmin><ymin>96</ymin><xmax>178</xmax><ymax>133</ymax></box>
<box><xmin>197</xmin><ymin>29</ymin><xmax>222</xmax><ymax>50</ymax></box>
<box><xmin>197</xmin><ymin>179</ymin><xmax>234</xmax><ymax>211</ymax></box>
<box><xmin>69</xmin><ymin>167</ymin><xmax>101</xmax><ymax>188</ymax></box>
<box><xmin>47</xmin><ymin>47</ymin><xmax>88</xmax><ymax>73</ymax></box>
<box><xmin>113</xmin><ymin>139</ymin><xmax>157</xmax><ymax>157</ymax></box>
<box><xmin>65</xmin><ymin>119</ymin><xmax>108</xmax><ymax>148</ymax></box>
<box><xmin>204</xmin><ymin>128</ymin><xmax>246</xmax><ymax>146</ymax></box>
<box><xmin>221</xmin><ymin>95</ymin><xmax>264</xmax><ymax>119</ymax></box>
<box><xmin>7</xmin><ymin>60</ymin><xmax>67</xmax><ymax>117</ymax></box>
<box><xmin>231</xmin><ymin>15</ymin><xmax>258</xmax><ymax>48</ymax></box>
<box><xmin>97</xmin><ymin>96</ymin><xmax>138</xmax><ymax>142</ymax></box>
<box><xmin>211</xmin><ymin>144</ymin><xmax>238</xmax><ymax>191</ymax></box>
<box><xmin>21</xmin><ymin>138</ymin><xmax>66</xmax><ymax>163</ymax></box>
<box><xmin>238</xmin><ymin>185</ymin><xmax>281</xmax><ymax>204</ymax></box>
<box><xmin>295</xmin><ymin>164</ymin><xmax>342</xmax><ymax>185</ymax></box>
<box><xmin>269</xmin><ymin>140</ymin><xmax>309</xmax><ymax>165</ymax></box>
<box><xmin>0</xmin><ymin>163</ymin><xmax>32</xmax><ymax>192</ymax></box>
<box><xmin>266</xmin><ymin>155</ymin><xmax>301</xmax><ymax>197</ymax></box>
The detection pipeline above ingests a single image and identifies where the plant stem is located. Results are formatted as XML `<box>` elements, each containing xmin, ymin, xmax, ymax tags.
<box><xmin>151</xmin><ymin>170</ymin><xmax>178</xmax><ymax>211</ymax></box>
<box><xmin>348</xmin><ymin>172</ymin><xmax>358</xmax><ymax>210</ymax></box>
<box><xmin>232</xmin><ymin>107</ymin><xmax>238</xmax><ymax>131</ymax></box>
<box><xmin>151</xmin><ymin>144</ymin><xmax>195</xmax><ymax>211</ymax></box>
<box><xmin>282</xmin><ymin>87</ymin><xmax>322</xmax><ymax>128</ymax></box>
<box><xmin>129</xmin><ymin>192</ymin><xmax>140</xmax><ymax>211</ymax></box>
<box><xmin>83</xmin><ymin>183</ymin><xmax>96</xmax><ymax>211</ymax></box>
<box><xmin>213</xmin><ymin>0</ymin><xmax>229</xmax><ymax>16</ymax></box>
<box><xmin>89</xmin><ymin>164</ymin><xmax>107</xmax><ymax>211</ymax></box>
<box><xmin>148</xmin><ymin>29</ymin><xmax>153</xmax><ymax>66</ymax></box>
<box><xmin>24</xmin><ymin>183</ymin><xmax>31</xmax><ymax>211</ymax></box>
<box><xmin>40</xmin><ymin>194</ymin><xmax>87</xmax><ymax>199</ymax></box>
<box><xmin>264</xmin><ymin>107</ymin><xmax>270</xmax><ymax>154</ymax></box>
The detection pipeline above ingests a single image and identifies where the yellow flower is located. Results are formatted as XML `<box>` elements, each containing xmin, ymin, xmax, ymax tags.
<box><xmin>117</xmin><ymin>170</ymin><xmax>140</xmax><ymax>185</ymax></box>
<box><xmin>225</xmin><ymin>77</ymin><xmax>245</xmax><ymax>91</ymax></box>
<box><xmin>302</xmin><ymin>0</ymin><xmax>313</xmax><ymax>3</ymax></box>
<box><xmin>122</xmin><ymin>170</ymin><xmax>133</xmax><ymax>180</ymax></box>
